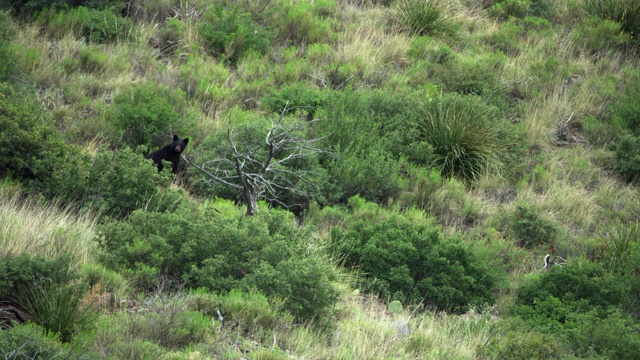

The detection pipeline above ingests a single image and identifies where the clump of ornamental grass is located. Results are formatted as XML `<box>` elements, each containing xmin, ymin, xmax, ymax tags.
<box><xmin>390</xmin><ymin>0</ymin><xmax>460</xmax><ymax>38</ymax></box>
<box><xmin>418</xmin><ymin>93</ymin><xmax>514</xmax><ymax>181</ymax></box>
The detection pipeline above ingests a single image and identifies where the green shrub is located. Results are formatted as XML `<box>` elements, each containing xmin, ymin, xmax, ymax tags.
<box><xmin>573</xmin><ymin>17</ymin><xmax>632</xmax><ymax>55</ymax></box>
<box><xmin>477</xmin><ymin>330</ymin><xmax>563</xmax><ymax>360</ymax></box>
<box><xmin>563</xmin><ymin>309</ymin><xmax>640</xmax><ymax>360</ymax></box>
<box><xmin>261</xmin><ymin>83</ymin><xmax>324</xmax><ymax>120</ymax></box>
<box><xmin>0</xmin><ymin>322</ymin><xmax>74</xmax><ymax>359</ymax></box>
<box><xmin>491</xmin><ymin>0</ymin><xmax>531</xmax><ymax>19</ymax></box>
<box><xmin>199</xmin><ymin>4</ymin><xmax>270</xmax><ymax>65</ymax></box>
<box><xmin>43</xmin><ymin>146</ymin><xmax>170</xmax><ymax>217</ymax></box>
<box><xmin>78</xmin><ymin>46</ymin><xmax>108</xmax><ymax>73</ymax></box>
<box><xmin>330</xmin><ymin>215</ymin><xmax>497</xmax><ymax>312</ymax></box>
<box><xmin>0</xmin><ymin>254</ymin><xmax>75</xmax><ymax>300</ymax></box>
<box><xmin>0</xmin><ymin>83</ymin><xmax>68</xmax><ymax>184</ymax></box>
<box><xmin>510</xmin><ymin>204</ymin><xmax>557</xmax><ymax>249</ymax></box>
<box><xmin>610</xmin><ymin>132</ymin><xmax>640</xmax><ymax>183</ymax></box>
<box><xmin>41</xmin><ymin>6</ymin><xmax>132</xmax><ymax>43</ymax></box>
<box><xmin>390</xmin><ymin>0</ymin><xmax>460</xmax><ymax>38</ymax></box>
<box><xmin>0</xmin><ymin>10</ymin><xmax>18</xmax><ymax>82</ymax></box>
<box><xmin>109</xmin><ymin>82</ymin><xmax>193</xmax><ymax>148</ymax></box>
<box><xmin>273</xmin><ymin>0</ymin><xmax>336</xmax><ymax>47</ymax></box>
<box><xmin>417</xmin><ymin>93</ymin><xmax>514</xmax><ymax>180</ymax></box>
<box><xmin>513</xmin><ymin>262</ymin><xmax>626</xmax><ymax>324</ymax></box>
<box><xmin>97</xmin><ymin>206</ymin><xmax>338</xmax><ymax>322</ymax></box>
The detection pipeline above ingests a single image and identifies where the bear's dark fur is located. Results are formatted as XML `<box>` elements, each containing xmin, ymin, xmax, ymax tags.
<box><xmin>146</xmin><ymin>135</ymin><xmax>189</xmax><ymax>173</ymax></box>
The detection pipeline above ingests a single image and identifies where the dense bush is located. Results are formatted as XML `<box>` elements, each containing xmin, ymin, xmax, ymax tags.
<box><xmin>417</xmin><ymin>93</ymin><xmax>515</xmax><ymax>180</ymax></box>
<box><xmin>513</xmin><ymin>263</ymin><xmax>626</xmax><ymax>323</ymax></box>
<box><xmin>329</xmin><ymin>202</ymin><xmax>497</xmax><ymax>312</ymax></box>
<box><xmin>510</xmin><ymin>203</ymin><xmax>557</xmax><ymax>249</ymax></box>
<box><xmin>272</xmin><ymin>0</ymin><xmax>336</xmax><ymax>47</ymax></box>
<box><xmin>109</xmin><ymin>82</ymin><xmax>193</xmax><ymax>148</ymax></box>
<box><xmin>261</xmin><ymin>83</ymin><xmax>325</xmax><ymax>120</ymax></box>
<box><xmin>0</xmin><ymin>10</ymin><xmax>18</xmax><ymax>82</ymax></box>
<box><xmin>0</xmin><ymin>83</ymin><xmax>68</xmax><ymax>183</ymax></box>
<box><xmin>0</xmin><ymin>322</ymin><xmax>84</xmax><ymax>359</ymax></box>
<box><xmin>40</xmin><ymin>6</ymin><xmax>132</xmax><ymax>43</ymax></box>
<box><xmin>97</xmin><ymin>205</ymin><xmax>338</xmax><ymax>322</ymax></box>
<box><xmin>42</xmin><ymin>146</ymin><xmax>170</xmax><ymax>217</ymax></box>
<box><xmin>199</xmin><ymin>4</ymin><xmax>270</xmax><ymax>65</ymax></box>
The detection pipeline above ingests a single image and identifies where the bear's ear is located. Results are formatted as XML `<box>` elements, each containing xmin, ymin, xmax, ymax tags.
<box><xmin>183</xmin><ymin>138</ymin><xmax>189</xmax><ymax>145</ymax></box>
<box><xmin>173</xmin><ymin>135</ymin><xmax>179</xmax><ymax>141</ymax></box>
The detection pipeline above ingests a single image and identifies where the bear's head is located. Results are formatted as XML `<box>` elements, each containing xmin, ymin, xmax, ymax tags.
<box><xmin>170</xmin><ymin>135</ymin><xmax>189</xmax><ymax>154</ymax></box>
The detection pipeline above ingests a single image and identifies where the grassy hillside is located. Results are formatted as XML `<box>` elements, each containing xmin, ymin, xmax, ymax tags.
<box><xmin>2</xmin><ymin>0</ymin><xmax>640</xmax><ymax>358</ymax></box>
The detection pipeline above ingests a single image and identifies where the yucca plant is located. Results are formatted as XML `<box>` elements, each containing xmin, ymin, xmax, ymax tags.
<box><xmin>583</xmin><ymin>0</ymin><xmax>640</xmax><ymax>36</ymax></box>
<box><xmin>390</xmin><ymin>0</ymin><xmax>460</xmax><ymax>38</ymax></box>
<box><xmin>418</xmin><ymin>93</ymin><xmax>513</xmax><ymax>180</ymax></box>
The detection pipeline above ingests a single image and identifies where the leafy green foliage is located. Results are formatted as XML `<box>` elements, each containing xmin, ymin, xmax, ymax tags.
<box><xmin>510</xmin><ymin>204</ymin><xmax>557</xmax><ymax>249</ymax></box>
<box><xmin>330</xmin><ymin>204</ymin><xmax>497</xmax><ymax>312</ymax></box>
<box><xmin>97</xmin><ymin>205</ymin><xmax>338</xmax><ymax>322</ymax></box>
<box><xmin>109</xmin><ymin>82</ymin><xmax>193</xmax><ymax>148</ymax></box>
<box><xmin>477</xmin><ymin>330</ymin><xmax>563</xmax><ymax>360</ymax></box>
<box><xmin>573</xmin><ymin>17</ymin><xmax>632</xmax><ymax>55</ymax></box>
<box><xmin>0</xmin><ymin>254</ymin><xmax>94</xmax><ymax>343</ymax></box>
<box><xmin>0</xmin><ymin>10</ymin><xmax>18</xmax><ymax>82</ymax></box>
<box><xmin>40</xmin><ymin>6</ymin><xmax>132</xmax><ymax>43</ymax></box>
<box><xmin>199</xmin><ymin>4</ymin><xmax>270</xmax><ymax>65</ymax></box>
<box><xmin>0</xmin><ymin>83</ymin><xmax>69</xmax><ymax>183</ymax></box>
<box><xmin>391</xmin><ymin>0</ymin><xmax>460</xmax><ymax>38</ymax></box>
<box><xmin>0</xmin><ymin>322</ymin><xmax>79</xmax><ymax>359</ymax></box>
<box><xmin>273</xmin><ymin>0</ymin><xmax>336</xmax><ymax>47</ymax></box>
<box><xmin>42</xmin><ymin>146</ymin><xmax>170</xmax><ymax>217</ymax></box>
<box><xmin>513</xmin><ymin>262</ymin><xmax>626</xmax><ymax>324</ymax></box>
<box><xmin>417</xmin><ymin>93</ymin><xmax>514</xmax><ymax>180</ymax></box>
<box><xmin>261</xmin><ymin>83</ymin><xmax>325</xmax><ymax>120</ymax></box>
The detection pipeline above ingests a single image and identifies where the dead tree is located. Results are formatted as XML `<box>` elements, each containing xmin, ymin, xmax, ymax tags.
<box><xmin>187</xmin><ymin>109</ymin><xmax>326</xmax><ymax>216</ymax></box>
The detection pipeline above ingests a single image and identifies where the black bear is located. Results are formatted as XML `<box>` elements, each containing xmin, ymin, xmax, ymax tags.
<box><xmin>146</xmin><ymin>135</ymin><xmax>189</xmax><ymax>173</ymax></box>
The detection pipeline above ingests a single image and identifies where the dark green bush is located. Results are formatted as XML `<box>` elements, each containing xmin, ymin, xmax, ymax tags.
<box><xmin>513</xmin><ymin>262</ymin><xmax>626</xmax><ymax>323</ymax></box>
<box><xmin>563</xmin><ymin>309</ymin><xmax>640</xmax><ymax>360</ymax></box>
<box><xmin>0</xmin><ymin>83</ymin><xmax>69</xmax><ymax>184</ymax></box>
<box><xmin>199</xmin><ymin>4</ymin><xmax>270</xmax><ymax>65</ymax></box>
<box><xmin>417</xmin><ymin>93</ymin><xmax>515</xmax><ymax>180</ymax></box>
<box><xmin>97</xmin><ymin>206</ymin><xmax>338</xmax><ymax>322</ymax></box>
<box><xmin>42</xmin><ymin>146</ymin><xmax>170</xmax><ymax>217</ymax></box>
<box><xmin>109</xmin><ymin>82</ymin><xmax>193</xmax><ymax>148</ymax></box>
<box><xmin>510</xmin><ymin>204</ymin><xmax>557</xmax><ymax>249</ymax></box>
<box><xmin>261</xmin><ymin>83</ymin><xmax>324</xmax><ymax>120</ymax></box>
<box><xmin>330</xmin><ymin>216</ymin><xmax>497</xmax><ymax>312</ymax></box>
<box><xmin>610</xmin><ymin>132</ymin><xmax>640</xmax><ymax>183</ymax></box>
<box><xmin>0</xmin><ymin>322</ymin><xmax>74</xmax><ymax>359</ymax></box>
<box><xmin>39</xmin><ymin>6</ymin><xmax>132</xmax><ymax>43</ymax></box>
<box><xmin>0</xmin><ymin>254</ymin><xmax>75</xmax><ymax>300</ymax></box>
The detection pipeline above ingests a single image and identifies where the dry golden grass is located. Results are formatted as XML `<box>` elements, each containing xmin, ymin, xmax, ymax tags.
<box><xmin>0</xmin><ymin>182</ymin><xmax>100</xmax><ymax>268</ymax></box>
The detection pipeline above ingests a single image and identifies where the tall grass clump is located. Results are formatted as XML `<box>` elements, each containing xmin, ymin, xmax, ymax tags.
<box><xmin>583</xmin><ymin>0</ymin><xmax>640</xmax><ymax>36</ymax></box>
<box><xmin>390</xmin><ymin>0</ymin><xmax>460</xmax><ymax>38</ymax></box>
<box><xmin>418</xmin><ymin>93</ymin><xmax>515</xmax><ymax>180</ymax></box>
<box><xmin>0</xmin><ymin>182</ymin><xmax>99</xmax><ymax>267</ymax></box>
